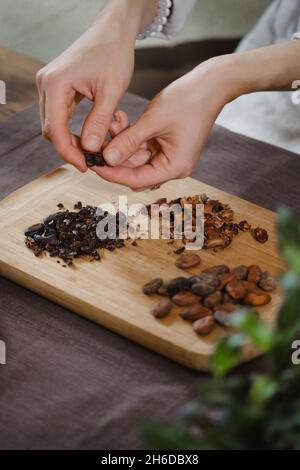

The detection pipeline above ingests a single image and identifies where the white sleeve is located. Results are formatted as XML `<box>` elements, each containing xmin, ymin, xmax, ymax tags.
<box><xmin>164</xmin><ymin>0</ymin><xmax>197</xmax><ymax>36</ymax></box>
<box><xmin>292</xmin><ymin>32</ymin><xmax>300</xmax><ymax>40</ymax></box>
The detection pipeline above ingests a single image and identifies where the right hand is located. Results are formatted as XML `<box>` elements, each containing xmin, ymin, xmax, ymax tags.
<box><xmin>36</xmin><ymin>15</ymin><xmax>135</xmax><ymax>172</ymax></box>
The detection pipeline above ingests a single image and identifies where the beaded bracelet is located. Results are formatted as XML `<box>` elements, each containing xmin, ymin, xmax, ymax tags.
<box><xmin>138</xmin><ymin>0</ymin><xmax>173</xmax><ymax>39</ymax></box>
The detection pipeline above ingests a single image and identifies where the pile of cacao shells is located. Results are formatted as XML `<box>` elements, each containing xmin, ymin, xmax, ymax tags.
<box><xmin>146</xmin><ymin>194</ymin><xmax>268</xmax><ymax>249</ymax></box>
<box><xmin>143</xmin><ymin>264</ymin><xmax>277</xmax><ymax>336</ymax></box>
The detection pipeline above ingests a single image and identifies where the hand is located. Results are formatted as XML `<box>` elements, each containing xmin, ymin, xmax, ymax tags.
<box><xmin>35</xmin><ymin>0</ymin><xmax>150</xmax><ymax>172</ymax></box>
<box><xmin>94</xmin><ymin>58</ymin><xmax>234</xmax><ymax>190</ymax></box>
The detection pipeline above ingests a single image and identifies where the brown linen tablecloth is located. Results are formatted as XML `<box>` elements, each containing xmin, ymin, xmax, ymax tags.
<box><xmin>0</xmin><ymin>93</ymin><xmax>299</xmax><ymax>450</ymax></box>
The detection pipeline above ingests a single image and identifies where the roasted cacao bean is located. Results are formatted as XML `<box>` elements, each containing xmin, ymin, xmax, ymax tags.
<box><xmin>151</xmin><ymin>299</ymin><xmax>173</xmax><ymax>318</ymax></box>
<box><xmin>143</xmin><ymin>278</ymin><xmax>163</xmax><ymax>295</ymax></box>
<box><xmin>180</xmin><ymin>304</ymin><xmax>212</xmax><ymax>322</ymax></box>
<box><xmin>175</xmin><ymin>253</ymin><xmax>201</xmax><ymax>270</ymax></box>
<box><xmin>193</xmin><ymin>316</ymin><xmax>215</xmax><ymax>335</ymax></box>
<box><xmin>172</xmin><ymin>291</ymin><xmax>200</xmax><ymax>306</ymax></box>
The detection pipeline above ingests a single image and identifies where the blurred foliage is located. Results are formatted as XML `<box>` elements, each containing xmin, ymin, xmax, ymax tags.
<box><xmin>144</xmin><ymin>207</ymin><xmax>300</xmax><ymax>450</ymax></box>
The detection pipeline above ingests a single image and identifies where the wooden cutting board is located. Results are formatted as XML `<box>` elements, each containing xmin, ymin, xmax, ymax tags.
<box><xmin>0</xmin><ymin>165</ymin><xmax>284</xmax><ymax>370</ymax></box>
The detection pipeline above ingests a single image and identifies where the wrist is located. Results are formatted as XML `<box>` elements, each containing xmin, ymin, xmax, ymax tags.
<box><xmin>91</xmin><ymin>0</ymin><xmax>156</xmax><ymax>44</ymax></box>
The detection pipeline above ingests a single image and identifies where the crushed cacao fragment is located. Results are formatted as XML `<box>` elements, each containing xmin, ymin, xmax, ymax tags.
<box><xmin>252</xmin><ymin>226</ymin><xmax>269</xmax><ymax>244</ymax></box>
<box><xmin>174</xmin><ymin>246</ymin><xmax>186</xmax><ymax>255</ymax></box>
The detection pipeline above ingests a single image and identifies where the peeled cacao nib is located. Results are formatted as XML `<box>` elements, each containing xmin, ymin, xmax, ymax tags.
<box><xmin>24</xmin><ymin>223</ymin><xmax>44</xmax><ymax>237</ymax></box>
<box><xmin>84</xmin><ymin>150</ymin><xmax>106</xmax><ymax>167</ymax></box>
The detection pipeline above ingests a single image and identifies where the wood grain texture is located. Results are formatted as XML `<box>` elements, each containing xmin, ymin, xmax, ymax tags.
<box><xmin>0</xmin><ymin>46</ymin><xmax>42</xmax><ymax>122</ymax></box>
<box><xmin>0</xmin><ymin>165</ymin><xmax>284</xmax><ymax>370</ymax></box>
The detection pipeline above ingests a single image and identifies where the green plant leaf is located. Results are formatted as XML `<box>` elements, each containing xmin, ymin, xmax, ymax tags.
<box><xmin>231</xmin><ymin>309</ymin><xmax>273</xmax><ymax>351</ymax></box>
<box><xmin>211</xmin><ymin>335</ymin><xmax>242</xmax><ymax>377</ymax></box>
<box><xmin>278</xmin><ymin>206</ymin><xmax>300</xmax><ymax>274</ymax></box>
<box><xmin>249</xmin><ymin>375</ymin><xmax>279</xmax><ymax>408</ymax></box>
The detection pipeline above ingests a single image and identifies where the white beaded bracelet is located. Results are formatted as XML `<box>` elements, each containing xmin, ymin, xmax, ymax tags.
<box><xmin>138</xmin><ymin>0</ymin><xmax>173</xmax><ymax>39</ymax></box>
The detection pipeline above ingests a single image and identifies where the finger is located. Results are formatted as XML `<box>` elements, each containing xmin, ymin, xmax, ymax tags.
<box><xmin>127</xmin><ymin>149</ymin><xmax>152</xmax><ymax>167</ymax></box>
<box><xmin>93</xmin><ymin>151</ymin><xmax>171</xmax><ymax>189</ymax></box>
<box><xmin>44</xmin><ymin>87</ymin><xmax>87</xmax><ymax>172</ymax></box>
<box><xmin>110</xmin><ymin>109</ymin><xmax>129</xmax><ymax>136</ymax></box>
<box><xmin>81</xmin><ymin>91</ymin><xmax>118</xmax><ymax>152</ymax></box>
<box><xmin>39</xmin><ymin>91</ymin><xmax>46</xmax><ymax>128</ymax></box>
<box><xmin>103</xmin><ymin>117</ymin><xmax>151</xmax><ymax>166</ymax></box>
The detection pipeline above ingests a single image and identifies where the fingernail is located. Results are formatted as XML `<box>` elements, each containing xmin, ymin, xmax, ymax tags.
<box><xmin>106</xmin><ymin>148</ymin><xmax>121</xmax><ymax>165</ymax></box>
<box><xmin>84</xmin><ymin>134</ymin><xmax>101</xmax><ymax>151</ymax></box>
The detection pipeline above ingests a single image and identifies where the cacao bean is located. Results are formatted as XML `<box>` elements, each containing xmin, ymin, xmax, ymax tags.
<box><xmin>180</xmin><ymin>304</ymin><xmax>212</xmax><ymax>322</ymax></box>
<box><xmin>247</xmin><ymin>265</ymin><xmax>263</xmax><ymax>283</ymax></box>
<box><xmin>225</xmin><ymin>280</ymin><xmax>247</xmax><ymax>300</ymax></box>
<box><xmin>258</xmin><ymin>271</ymin><xmax>277</xmax><ymax>292</ymax></box>
<box><xmin>244</xmin><ymin>292</ymin><xmax>271</xmax><ymax>306</ymax></box>
<box><xmin>203</xmin><ymin>291</ymin><xmax>223</xmax><ymax>308</ymax></box>
<box><xmin>193</xmin><ymin>316</ymin><xmax>215</xmax><ymax>336</ymax></box>
<box><xmin>142</xmin><ymin>278</ymin><xmax>163</xmax><ymax>295</ymax></box>
<box><xmin>214</xmin><ymin>311</ymin><xmax>232</xmax><ymax>327</ymax></box>
<box><xmin>202</xmin><ymin>264</ymin><xmax>229</xmax><ymax>276</ymax></box>
<box><xmin>151</xmin><ymin>299</ymin><xmax>173</xmax><ymax>318</ymax></box>
<box><xmin>172</xmin><ymin>291</ymin><xmax>199</xmax><ymax>306</ymax></box>
<box><xmin>165</xmin><ymin>277</ymin><xmax>190</xmax><ymax>296</ymax></box>
<box><xmin>232</xmin><ymin>265</ymin><xmax>248</xmax><ymax>280</ymax></box>
<box><xmin>219</xmin><ymin>271</ymin><xmax>238</xmax><ymax>289</ymax></box>
<box><xmin>213</xmin><ymin>303</ymin><xmax>237</xmax><ymax>314</ymax></box>
<box><xmin>175</xmin><ymin>253</ymin><xmax>201</xmax><ymax>270</ymax></box>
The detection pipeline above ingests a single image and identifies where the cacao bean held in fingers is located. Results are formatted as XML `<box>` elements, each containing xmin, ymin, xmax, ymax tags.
<box><xmin>247</xmin><ymin>265</ymin><xmax>263</xmax><ymax>283</ymax></box>
<box><xmin>151</xmin><ymin>298</ymin><xmax>173</xmax><ymax>318</ymax></box>
<box><xmin>258</xmin><ymin>271</ymin><xmax>277</xmax><ymax>291</ymax></box>
<box><xmin>225</xmin><ymin>280</ymin><xmax>247</xmax><ymax>300</ymax></box>
<box><xmin>193</xmin><ymin>316</ymin><xmax>215</xmax><ymax>336</ymax></box>
<box><xmin>244</xmin><ymin>292</ymin><xmax>271</xmax><ymax>306</ymax></box>
<box><xmin>180</xmin><ymin>304</ymin><xmax>212</xmax><ymax>322</ymax></box>
<box><xmin>142</xmin><ymin>278</ymin><xmax>163</xmax><ymax>295</ymax></box>
<box><xmin>175</xmin><ymin>253</ymin><xmax>201</xmax><ymax>270</ymax></box>
<box><xmin>172</xmin><ymin>291</ymin><xmax>200</xmax><ymax>306</ymax></box>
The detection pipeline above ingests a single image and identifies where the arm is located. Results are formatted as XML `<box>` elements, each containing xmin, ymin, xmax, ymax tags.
<box><xmin>36</xmin><ymin>0</ymin><xmax>156</xmax><ymax>172</ymax></box>
<box><xmin>95</xmin><ymin>39</ymin><xmax>300</xmax><ymax>189</ymax></box>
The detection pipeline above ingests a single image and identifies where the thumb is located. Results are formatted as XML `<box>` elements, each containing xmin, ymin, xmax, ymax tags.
<box><xmin>103</xmin><ymin>117</ymin><xmax>149</xmax><ymax>166</ymax></box>
<box><xmin>81</xmin><ymin>96</ymin><xmax>114</xmax><ymax>152</ymax></box>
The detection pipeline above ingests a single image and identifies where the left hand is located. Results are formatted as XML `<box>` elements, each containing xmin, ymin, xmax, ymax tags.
<box><xmin>93</xmin><ymin>58</ymin><xmax>234</xmax><ymax>190</ymax></box>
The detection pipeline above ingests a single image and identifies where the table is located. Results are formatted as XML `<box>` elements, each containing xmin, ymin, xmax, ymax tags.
<box><xmin>0</xmin><ymin>46</ymin><xmax>42</xmax><ymax>122</ymax></box>
<box><xmin>0</xmin><ymin>49</ymin><xmax>300</xmax><ymax>450</ymax></box>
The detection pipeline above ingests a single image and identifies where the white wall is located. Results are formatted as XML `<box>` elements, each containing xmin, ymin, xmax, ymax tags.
<box><xmin>0</xmin><ymin>0</ymin><xmax>270</xmax><ymax>62</ymax></box>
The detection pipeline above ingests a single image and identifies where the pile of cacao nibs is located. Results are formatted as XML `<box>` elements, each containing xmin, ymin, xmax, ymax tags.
<box><xmin>24</xmin><ymin>202</ymin><xmax>125</xmax><ymax>266</ymax></box>
<box><xmin>143</xmin><ymin>264</ymin><xmax>277</xmax><ymax>336</ymax></box>
<box><xmin>146</xmin><ymin>194</ymin><xmax>268</xmax><ymax>250</ymax></box>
